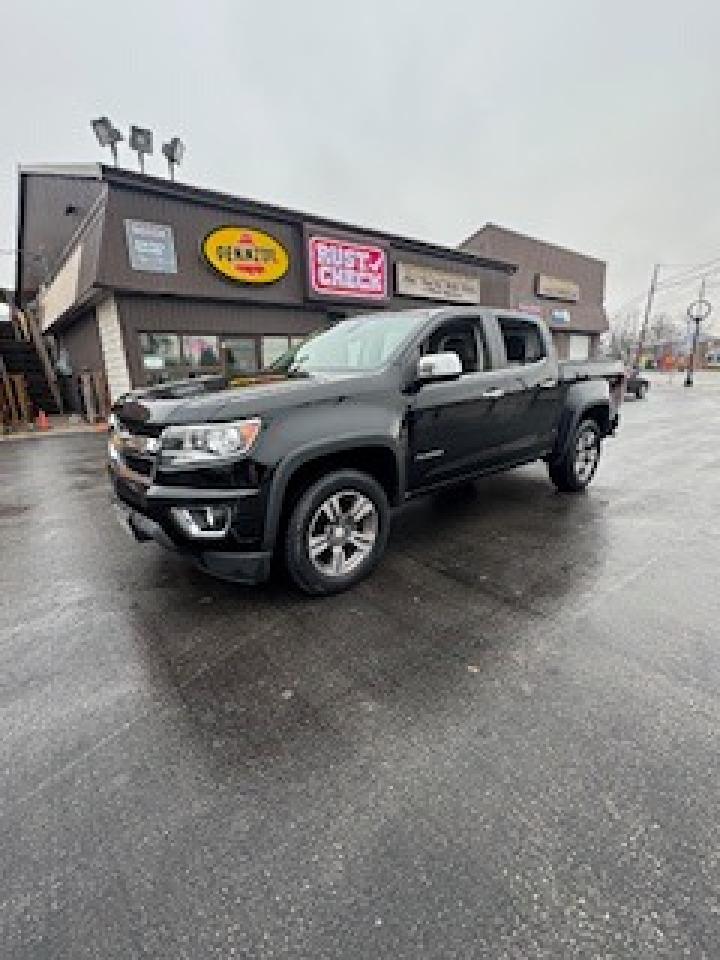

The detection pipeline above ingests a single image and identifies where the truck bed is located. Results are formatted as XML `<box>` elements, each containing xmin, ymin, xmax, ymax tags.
<box><xmin>559</xmin><ymin>360</ymin><xmax>625</xmax><ymax>383</ymax></box>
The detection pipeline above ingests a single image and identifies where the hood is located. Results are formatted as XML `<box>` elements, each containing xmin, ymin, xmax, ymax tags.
<box><xmin>114</xmin><ymin>370</ymin><xmax>381</xmax><ymax>427</ymax></box>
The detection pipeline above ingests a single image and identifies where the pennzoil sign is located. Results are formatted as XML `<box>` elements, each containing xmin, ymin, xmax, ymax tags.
<box><xmin>201</xmin><ymin>226</ymin><xmax>289</xmax><ymax>284</ymax></box>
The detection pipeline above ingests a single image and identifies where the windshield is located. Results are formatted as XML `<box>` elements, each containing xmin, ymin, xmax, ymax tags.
<box><xmin>290</xmin><ymin>312</ymin><xmax>428</xmax><ymax>373</ymax></box>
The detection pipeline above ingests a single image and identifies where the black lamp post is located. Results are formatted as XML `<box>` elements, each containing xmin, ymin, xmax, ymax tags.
<box><xmin>684</xmin><ymin>296</ymin><xmax>712</xmax><ymax>387</ymax></box>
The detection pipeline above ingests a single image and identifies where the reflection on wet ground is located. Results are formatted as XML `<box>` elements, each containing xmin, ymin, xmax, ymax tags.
<box><xmin>2</xmin><ymin>386</ymin><xmax>720</xmax><ymax>958</ymax></box>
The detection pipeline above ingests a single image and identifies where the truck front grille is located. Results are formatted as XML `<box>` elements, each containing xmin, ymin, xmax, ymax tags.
<box><xmin>123</xmin><ymin>454</ymin><xmax>154</xmax><ymax>477</ymax></box>
<box><xmin>118</xmin><ymin>418</ymin><xmax>163</xmax><ymax>438</ymax></box>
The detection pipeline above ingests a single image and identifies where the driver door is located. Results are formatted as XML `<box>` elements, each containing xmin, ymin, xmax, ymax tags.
<box><xmin>406</xmin><ymin>316</ymin><xmax>506</xmax><ymax>491</ymax></box>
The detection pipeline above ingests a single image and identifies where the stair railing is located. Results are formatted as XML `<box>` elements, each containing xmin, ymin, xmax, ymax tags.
<box><xmin>12</xmin><ymin>305</ymin><xmax>63</xmax><ymax>414</ymax></box>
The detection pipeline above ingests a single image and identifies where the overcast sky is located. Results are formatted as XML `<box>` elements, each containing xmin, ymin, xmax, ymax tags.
<box><xmin>2</xmin><ymin>0</ymin><xmax>719</xmax><ymax>321</ymax></box>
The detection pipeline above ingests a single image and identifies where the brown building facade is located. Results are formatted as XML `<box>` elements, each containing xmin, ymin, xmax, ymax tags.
<box><xmin>460</xmin><ymin>224</ymin><xmax>608</xmax><ymax>360</ymax></box>
<box><xmin>14</xmin><ymin>165</ymin><xmax>515</xmax><ymax>408</ymax></box>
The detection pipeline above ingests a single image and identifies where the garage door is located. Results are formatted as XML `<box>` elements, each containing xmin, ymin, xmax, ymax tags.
<box><xmin>568</xmin><ymin>334</ymin><xmax>590</xmax><ymax>361</ymax></box>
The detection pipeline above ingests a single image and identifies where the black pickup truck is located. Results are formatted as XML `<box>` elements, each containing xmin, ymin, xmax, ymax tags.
<box><xmin>109</xmin><ymin>308</ymin><xmax>624</xmax><ymax>595</ymax></box>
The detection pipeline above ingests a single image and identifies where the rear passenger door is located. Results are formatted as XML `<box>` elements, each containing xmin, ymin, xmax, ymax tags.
<box><xmin>492</xmin><ymin>316</ymin><xmax>564</xmax><ymax>457</ymax></box>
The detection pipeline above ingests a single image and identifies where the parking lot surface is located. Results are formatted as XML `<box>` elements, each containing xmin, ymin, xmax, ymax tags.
<box><xmin>2</xmin><ymin>380</ymin><xmax>720</xmax><ymax>958</ymax></box>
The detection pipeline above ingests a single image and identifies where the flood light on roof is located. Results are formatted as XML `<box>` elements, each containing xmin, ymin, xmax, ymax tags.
<box><xmin>91</xmin><ymin>116</ymin><xmax>123</xmax><ymax>165</ymax></box>
<box><xmin>129</xmin><ymin>125</ymin><xmax>154</xmax><ymax>174</ymax></box>
<box><xmin>162</xmin><ymin>137</ymin><xmax>185</xmax><ymax>180</ymax></box>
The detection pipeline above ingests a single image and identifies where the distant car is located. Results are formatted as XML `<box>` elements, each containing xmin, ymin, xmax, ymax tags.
<box><xmin>626</xmin><ymin>367</ymin><xmax>649</xmax><ymax>399</ymax></box>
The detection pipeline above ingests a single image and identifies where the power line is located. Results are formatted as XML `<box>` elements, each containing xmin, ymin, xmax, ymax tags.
<box><xmin>659</xmin><ymin>255</ymin><xmax>720</xmax><ymax>272</ymax></box>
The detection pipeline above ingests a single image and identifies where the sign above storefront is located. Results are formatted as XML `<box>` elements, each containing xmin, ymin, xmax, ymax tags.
<box><xmin>308</xmin><ymin>235</ymin><xmax>387</xmax><ymax>300</ymax></box>
<box><xmin>396</xmin><ymin>262</ymin><xmax>481</xmax><ymax>304</ymax></box>
<box><xmin>550</xmin><ymin>308</ymin><xmax>571</xmax><ymax>324</ymax></box>
<box><xmin>518</xmin><ymin>302</ymin><xmax>544</xmax><ymax>318</ymax></box>
<box><xmin>535</xmin><ymin>274</ymin><xmax>580</xmax><ymax>302</ymax></box>
<box><xmin>202</xmin><ymin>226</ymin><xmax>289</xmax><ymax>284</ymax></box>
<box><xmin>125</xmin><ymin>220</ymin><xmax>177</xmax><ymax>274</ymax></box>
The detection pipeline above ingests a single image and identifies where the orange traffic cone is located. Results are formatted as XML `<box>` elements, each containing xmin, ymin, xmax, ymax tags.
<box><xmin>35</xmin><ymin>409</ymin><xmax>51</xmax><ymax>431</ymax></box>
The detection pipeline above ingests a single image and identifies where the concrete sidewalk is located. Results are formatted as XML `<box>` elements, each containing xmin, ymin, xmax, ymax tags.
<box><xmin>0</xmin><ymin>415</ymin><xmax>107</xmax><ymax>442</ymax></box>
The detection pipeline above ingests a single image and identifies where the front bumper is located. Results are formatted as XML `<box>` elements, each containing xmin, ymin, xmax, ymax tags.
<box><xmin>110</xmin><ymin>459</ymin><xmax>272</xmax><ymax>585</ymax></box>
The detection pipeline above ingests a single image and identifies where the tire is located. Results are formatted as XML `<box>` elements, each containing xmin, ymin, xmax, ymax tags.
<box><xmin>636</xmin><ymin>383</ymin><xmax>647</xmax><ymax>399</ymax></box>
<box><xmin>548</xmin><ymin>418</ymin><xmax>601</xmax><ymax>493</ymax></box>
<box><xmin>284</xmin><ymin>469</ymin><xmax>390</xmax><ymax>596</ymax></box>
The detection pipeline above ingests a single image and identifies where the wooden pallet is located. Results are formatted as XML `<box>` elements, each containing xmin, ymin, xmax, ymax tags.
<box><xmin>0</xmin><ymin>356</ymin><xmax>31</xmax><ymax>430</ymax></box>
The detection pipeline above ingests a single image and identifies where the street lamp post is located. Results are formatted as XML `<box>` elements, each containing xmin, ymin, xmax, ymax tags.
<box><xmin>684</xmin><ymin>293</ymin><xmax>712</xmax><ymax>387</ymax></box>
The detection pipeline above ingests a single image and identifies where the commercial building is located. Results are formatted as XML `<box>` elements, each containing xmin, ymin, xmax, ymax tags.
<box><xmin>14</xmin><ymin>165</ymin><xmax>515</xmax><ymax>408</ymax></box>
<box><xmin>13</xmin><ymin>166</ymin><xmax>609</xmax><ymax>411</ymax></box>
<box><xmin>460</xmin><ymin>223</ymin><xmax>608</xmax><ymax>360</ymax></box>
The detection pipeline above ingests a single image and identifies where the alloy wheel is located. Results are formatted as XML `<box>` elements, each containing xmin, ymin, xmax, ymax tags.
<box><xmin>307</xmin><ymin>489</ymin><xmax>379</xmax><ymax>578</ymax></box>
<box><xmin>575</xmin><ymin>427</ymin><xmax>599</xmax><ymax>483</ymax></box>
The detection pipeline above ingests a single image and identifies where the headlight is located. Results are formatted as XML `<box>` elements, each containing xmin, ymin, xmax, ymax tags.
<box><xmin>108</xmin><ymin>412</ymin><xmax>118</xmax><ymax>432</ymax></box>
<box><xmin>160</xmin><ymin>418</ymin><xmax>261</xmax><ymax>464</ymax></box>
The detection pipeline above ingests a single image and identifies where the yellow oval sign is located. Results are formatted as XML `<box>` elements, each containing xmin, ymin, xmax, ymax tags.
<box><xmin>201</xmin><ymin>226</ymin><xmax>289</xmax><ymax>284</ymax></box>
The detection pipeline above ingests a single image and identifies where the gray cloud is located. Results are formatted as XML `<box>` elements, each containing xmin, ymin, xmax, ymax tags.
<box><xmin>2</xmin><ymin>0</ymin><xmax>719</xmax><ymax>316</ymax></box>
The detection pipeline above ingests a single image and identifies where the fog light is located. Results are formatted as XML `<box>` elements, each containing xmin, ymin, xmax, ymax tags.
<box><xmin>169</xmin><ymin>505</ymin><xmax>231</xmax><ymax>539</ymax></box>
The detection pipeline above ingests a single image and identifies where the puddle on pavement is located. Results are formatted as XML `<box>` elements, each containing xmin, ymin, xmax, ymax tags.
<box><xmin>0</xmin><ymin>503</ymin><xmax>31</xmax><ymax>519</ymax></box>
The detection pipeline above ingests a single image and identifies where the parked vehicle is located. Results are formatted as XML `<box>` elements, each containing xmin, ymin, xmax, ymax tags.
<box><xmin>109</xmin><ymin>308</ymin><xmax>624</xmax><ymax>595</ymax></box>
<box><xmin>625</xmin><ymin>365</ymin><xmax>650</xmax><ymax>399</ymax></box>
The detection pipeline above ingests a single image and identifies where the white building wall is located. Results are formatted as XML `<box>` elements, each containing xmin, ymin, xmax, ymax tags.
<box><xmin>39</xmin><ymin>245</ymin><xmax>82</xmax><ymax>332</ymax></box>
<box><xmin>97</xmin><ymin>295</ymin><xmax>131</xmax><ymax>401</ymax></box>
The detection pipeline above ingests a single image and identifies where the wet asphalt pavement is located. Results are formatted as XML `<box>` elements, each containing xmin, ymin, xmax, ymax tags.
<box><xmin>2</xmin><ymin>379</ymin><xmax>720</xmax><ymax>959</ymax></box>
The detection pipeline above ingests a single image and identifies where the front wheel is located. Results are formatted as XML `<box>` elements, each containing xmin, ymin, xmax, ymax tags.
<box><xmin>284</xmin><ymin>469</ymin><xmax>390</xmax><ymax>596</ymax></box>
<box><xmin>636</xmin><ymin>382</ymin><xmax>647</xmax><ymax>399</ymax></box>
<box><xmin>548</xmin><ymin>419</ymin><xmax>601</xmax><ymax>493</ymax></box>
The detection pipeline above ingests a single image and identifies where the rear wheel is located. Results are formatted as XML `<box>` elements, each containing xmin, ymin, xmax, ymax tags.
<box><xmin>284</xmin><ymin>469</ymin><xmax>390</xmax><ymax>595</ymax></box>
<box><xmin>548</xmin><ymin>419</ymin><xmax>601</xmax><ymax>493</ymax></box>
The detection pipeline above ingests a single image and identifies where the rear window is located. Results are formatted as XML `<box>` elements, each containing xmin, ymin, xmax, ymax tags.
<box><xmin>498</xmin><ymin>318</ymin><xmax>546</xmax><ymax>366</ymax></box>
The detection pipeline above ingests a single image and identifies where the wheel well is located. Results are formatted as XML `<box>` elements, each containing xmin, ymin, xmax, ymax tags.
<box><xmin>582</xmin><ymin>403</ymin><xmax>610</xmax><ymax>436</ymax></box>
<box><xmin>277</xmin><ymin>446</ymin><xmax>400</xmax><ymax>536</ymax></box>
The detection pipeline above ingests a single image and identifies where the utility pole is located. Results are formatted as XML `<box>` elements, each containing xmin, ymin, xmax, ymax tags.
<box><xmin>685</xmin><ymin>278</ymin><xmax>710</xmax><ymax>387</ymax></box>
<box><xmin>634</xmin><ymin>263</ymin><xmax>659</xmax><ymax>367</ymax></box>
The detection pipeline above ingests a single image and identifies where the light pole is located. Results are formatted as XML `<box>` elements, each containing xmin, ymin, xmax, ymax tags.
<box><xmin>161</xmin><ymin>137</ymin><xmax>185</xmax><ymax>181</ymax></box>
<box><xmin>129</xmin><ymin>125</ymin><xmax>154</xmax><ymax>174</ymax></box>
<box><xmin>684</xmin><ymin>289</ymin><xmax>712</xmax><ymax>387</ymax></box>
<box><xmin>91</xmin><ymin>117</ymin><xmax>124</xmax><ymax>166</ymax></box>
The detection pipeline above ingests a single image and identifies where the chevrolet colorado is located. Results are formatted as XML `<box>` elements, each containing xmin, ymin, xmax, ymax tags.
<box><xmin>109</xmin><ymin>308</ymin><xmax>624</xmax><ymax>595</ymax></box>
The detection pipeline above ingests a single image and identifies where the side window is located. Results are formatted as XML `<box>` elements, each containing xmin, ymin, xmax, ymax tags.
<box><xmin>497</xmin><ymin>318</ymin><xmax>546</xmax><ymax>367</ymax></box>
<box><xmin>423</xmin><ymin>319</ymin><xmax>488</xmax><ymax>374</ymax></box>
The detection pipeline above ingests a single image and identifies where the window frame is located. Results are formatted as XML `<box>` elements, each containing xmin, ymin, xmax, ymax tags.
<box><xmin>221</xmin><ymin>336</ymin><xmax>261</xmax><ymax>376</ymax></box>
<box><xmin>420</xmin><ymin>316</ymin><xmax>491</xmax><ymax>376</ymax></box>
<box><xmin>496</xmin><ymin>316</ymin><xmax>548</xmax><ymax>369</ymax></box>
<box><xmin>137</xmin><ymin>330</ymin><xmax>316</xmax><ymax>385</ymax></box>
<box><xmin>180</xmin><ymin>333</ymin><xmax>222</xmax><ymax>371</ymax></box>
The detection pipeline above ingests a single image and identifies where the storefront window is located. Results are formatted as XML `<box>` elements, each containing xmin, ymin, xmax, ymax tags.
<box><xmin>140</xmin><ymin>333</ymin><xmax>182</xmax><ymax>371</ymax></box>
<box><xmin>261</xmin><ymin>336</ymin><xmax>291</xmax><ymax>369</ymax></box>
<box><xmin>182</xmin><ymin>335</ymin><xmax>220</xmax><ymax>368</ymax></box>
<box><xmin>223</xmin><ymin>338</ymin><xmax>258</xmax><ymax>375</ymax></box>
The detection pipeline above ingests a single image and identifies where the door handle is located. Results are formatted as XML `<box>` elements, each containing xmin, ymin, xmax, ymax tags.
<box><xmin>481</xmin><ymin>388</ymin><xmax>505</xmax><ymax>400</ymax></box>
<box><xmin>540</xmin><ymin>378</ymin><xmax>558</xmax><ymax>389</ymax></box>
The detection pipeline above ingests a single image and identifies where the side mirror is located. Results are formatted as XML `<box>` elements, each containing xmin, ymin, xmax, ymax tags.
<box><xmin>417</xmin><ymin>351</ymin><xmax>463</xmax><ymax>383</ymax></box>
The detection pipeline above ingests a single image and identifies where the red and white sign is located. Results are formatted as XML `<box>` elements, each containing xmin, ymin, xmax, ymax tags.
<box><xmin>308</xmin><ymin>235</ymin><xmax>387</xmax><ymax>299</ymax></box>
